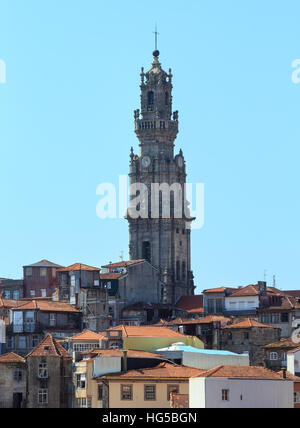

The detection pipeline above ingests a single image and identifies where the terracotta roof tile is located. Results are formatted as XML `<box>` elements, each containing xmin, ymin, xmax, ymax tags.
<box><xmin>57</xmin><ymin>263</ymin><xmax>99</xmax><ymax>272</ymax></box>
<box><xmin>108</xmin><ymin>325</ymin><xmax>187</xmax><ymax>338</ymax></box>
<box><xmin>101</xmin><ymin>260</ymin><xmax>145</xmax><ymax>269</ymax></box>
<box><xmin>203</xmin><ymin>287</ymin><xmax>237</xmax><ymax>294</ymax></box>
<box><xmin>71</xmin><ymin>330</ymin><xmax>106</xmax><ymax>342</ymax></box>
<box><xmin>222</xmin><ymin>318</ymin><xmax>279</xmax><ymax>329</ymax></box>
<box><xmin>0</xmin><ymin>298</ymin><xmax>24</xmax><ymax>309</ymax></box>
<box><xmin>0</xmin><ymin>352</ymin><xmax>26</xmax><ymax>363</ymax></box>
<box><xmin>157</xmin><ymin>315</ymin><xmax>231</xmax><ymax>326</ymax></box>
<box><xmin>264</xmin><ymin>338</ymin><xmax>300</xmax><ymax>349</ymax></box>
<box><xmin>100</xmin><ymin>273</ymin><xmax>123</xmax><ymax>280</ymax></box>
<box><xmin>11</xmin><ymin>300</ymin><xmax>81</xmax><ymax>313</ymax></box>
<box><xmin>229</xmin><ymin>284</ymin><xmax>282</xmax><ymax>298</ymax></box>
<box><xmin>175</xmin><ymin>295</ymin><xmax>204</xmax><ymax>313</ymax></box>
<box><xmin>26</xmin><ymin>334</ymin><xmax>71</xmax><ymax>358</ymax></box>
<box><xmin>197</xmin><ymin>365</ymin><xmax>284</xmax><ymax>380</ymax></box>
<box><xmin>82</xmin><ymin>349</ymin><xmax>165</xmax><ymax>359</ymax></box>
<box><xmin>23</xmin><ymin>259</ymin><xmax>63</xmax><ymax>268</ymax></box>
<box><xmin>100</xmin><ymin>362</ymin><xmax>206</xmax><ymax>379</ymax></box>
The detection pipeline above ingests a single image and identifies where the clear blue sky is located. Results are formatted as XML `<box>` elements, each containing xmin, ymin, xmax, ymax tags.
<box><xmin>0</xmin><ymin>0</ymin><xmax>300</xmax><ymax>292</ymax></box>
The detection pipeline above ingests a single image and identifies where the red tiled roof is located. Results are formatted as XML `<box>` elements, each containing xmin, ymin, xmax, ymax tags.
<box><xmin>82</xmin><ymin>349</ymin><xmax>165</xmax><ymax>359</ymax></box>
<box><xmin>122</xmin><ymin>302</ymin><xmax>154</xmax><ymax>311</ymax></box>
<box><xmin>108</xmin><ymin>325</ymin><xmax>187</xmax><ymax>338</ymax></box>
<box><xmin>284</xmin><ymin>290</ymin><xmax>300</xmax><ymax>298</ymax></box>
<box><xmin>101</xmin><ymin>260</ymin><xmax>145</xmax><ymax>269</ymax></box>
<box><xmin>0</xmin><ymin>298</ymin><xmax>24</xmax><ymax>309</ymax></box>
<box><xmin>57</xmin><ymin>263</ymin><xmax>99</xmax><ymax>272</ymax></box>
<box><xmin>23</xmin><ymin>259</ymin><xmax>63</xmax><ymax>268</ymax></box>
<box><xmin>287</xmin><ymin>346</ymin><xmax>300</xmax><ymax>355</ymax></box>
<box><xmin>26</xmin><ymin>334</ymin><xmax>71</xmax><ymax>358</ymax></box>
<box><xmin>11</xmin><ymin>300</ymin><xmax>81</xmax><ymax>313</ymax></box>
<box><xmin>264</xmin><ymin>338</ymin><xmax>300</xmax><ymax>349</ymax></box>
<box><xmin>70</xmin><ymin>330</ymin><xmax>106</xmax><ymax>342</ymax></box>
<box><xmin>176</xmin><ymin>295</ymin><xmax>204</xmax><ymax>313</ymax></box>
<box><xmin>222</xmin><ymin>318</ymin><xmax>279</xmax><ymax>330</ymax></box>
<box><xmin>197</xmin><ymin>365</ymin><xmax>285</xmax><ymax>380</ymax></box>
<box><xmin>229</xmin><ymin>284</ymin><xmax>282</xmax><ymax>298</ymax></box>
<box><xmin>259</xmin><ymin>295</ymin><xmax>300</xmax><ymax>311</ymax></box>
<box><xmin>157</xmin><ymin>315</ymin><xmax>231</xmax><ymax>327</ymax></box>
<box><xmin>100</xmin><ymin>362</ymin><xmax>206</xmax><ymax>379</ymax></box>
<box><xmin>0</xmin><ymin>352</ymin><xmax>26</xmax><ymax>363</ymax></box>
<box><xmin>203</xmin><ymin>287</ymin><xmax>237</xmax><ymax>294</ymax></box>
<box><xmin>100</xmin><ymin>273</ymin><xmax>123</xmax><ymax>280</ymax></box>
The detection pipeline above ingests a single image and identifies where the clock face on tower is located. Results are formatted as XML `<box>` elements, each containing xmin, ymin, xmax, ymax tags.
<box><xmin>141</xmin><ymin>156</ymin><xmax>151</xmax><ymax>168</ymax></box>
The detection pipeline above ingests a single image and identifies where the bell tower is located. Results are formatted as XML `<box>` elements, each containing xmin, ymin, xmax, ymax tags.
<box><xmin>127</xmin><ymin>50</ymin><xmax>195</xmax><ymax>304</ymax></box>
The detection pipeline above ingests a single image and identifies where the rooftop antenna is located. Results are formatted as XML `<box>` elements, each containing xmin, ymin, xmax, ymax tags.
<box><xmin>153</xmin><ymin>23</ymin><xmax>160</xmax><ymax>51</ymax></box>
<box><xmin>264</xmin><ymin>269</ymin><xmax>267</xmax><ymax>283</ymax></box>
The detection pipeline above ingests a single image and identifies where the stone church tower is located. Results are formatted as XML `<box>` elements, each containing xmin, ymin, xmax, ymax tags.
<box><xmin>127</xmin><ymin>49</ymin><xmax>195</xmax><ymax>305</ymax></box>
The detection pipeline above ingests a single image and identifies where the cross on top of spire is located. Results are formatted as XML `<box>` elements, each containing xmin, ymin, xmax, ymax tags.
<box><xmin>153</xmin><ymin>24</ymin><xmax>160</xmax><ymax>58</ymax></box>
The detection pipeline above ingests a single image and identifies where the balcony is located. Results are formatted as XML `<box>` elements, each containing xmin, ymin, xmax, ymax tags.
<box><xmin>7</xmin><ymin>322</ymin><xmax>43</xmax><ymax>334</ymax></box>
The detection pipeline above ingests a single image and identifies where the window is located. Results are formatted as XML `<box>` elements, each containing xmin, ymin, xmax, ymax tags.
<box><xmin>167</xmin><ymin>385</ymin><xmax>179</xmax><ymax>401</ymax></box>
<box><xmin>26</xmin><ymin>267</ymin><xmax>32</xmax><ymax>277</ymax></box>
<box><xmin>7</xmin><ymin>336</ymin><xmax>14</xmax><ymax>349</ymax></box>
<box><xmin>40</xmin><ymin>268</ymin><xmax>47</xmax><ymax>277</ymax></box>
<box><xmin>98</xmin><ymin>385</ymin><xmax>103</xmax><ymax>400</ymax></box>
<box><xmin>121</xmin><ymin>384</ymin><xmax>133</xmax><ymax>400</ymax></box>
<box><xmin>77</xmin><ymin>398</ymin><xmax>87</xmax><ymax>408</ymax></box>
<box><xmin>38</xmin><ymin>389</ymin><xmax>48</xmax><ymax>404</ymax></box>
<box><xmin>13</xmin><ymin>290</ymin><xmax>20</xmax><ymax>300</ymax></box>
<box><xmin>294</xmin><ymin>392</ymin><xmax>300</xmax><ymax>404</ymax></box>
<box><xmin>144</xmin><ymin>385</ymin><xmax>156</xmax><ymax>401</ymax></box>
<box><xmin>165</xmin><ymin>91</ymin><xmax>169</xmax><ymax>105</ymax></box>
<box><xmin>270</xmin><ymin>352</ymin><xmax>278</xmax><ymax>361</ymax></box>
<box><xmin>216</xmin><ymin>299</ymin><xmax>223</xmax><ymax>313</ymax></box>
<box><xmin>76</xmin><ymin>373</ymin><xmax>86</xmax><ymax>389</ymax></box>
<box><xmin>70</xmin><ymin>275</ymin><xmax>76</xmax><ymax>287</ymax></box>
<box><xmin>52</xmin><ymin>268</ymin><xmax>56</xmax><ymax>278</ymax></box>
<box><xmin>207</xmin><ymin>299</ymin><xmax>215</xmax><ymax>314</ymax></box>
<box><xmin>18</xmin><ymin>336</ymin><xmax>26</xmax><ymax>349</ymax></box>
<box><xmin>182</xmin><ymin>262</ymin><xmax>186</xmax><ymax>281</ymax></box>
<box><xmin>49</xmin><ymin>313</ymin><xmax>56</xmax><ymax>327</ymax></box>
<box><xmin>30</xmin><ymin>290</ymin><xmax>36</xmax><ymax>297</ymax></box>
<box><xmin>147</xmin><ymin>91</ymin><xmax>154</xmax><ymax>105</ymax></box>
<box><xmin>222</xmin><ymin>389</ymin><xmax>229</xmax><ymax>401</ymax></box>
<box><xmin>282</xmin><ymin>352</ymin><xmax>287</xmax><ymax>362</ymax></box>
<box><xmin>142</xmin><ymin>241</ymin><xmax>151</xmax><ymax>263</ymax></box>
<box><xmin>244</xmin><ymin>332</ymin><xmax>249</xmax><ymax>340</ymax></box>
<box><xmin>2</xmin><ymin>290</ymin><xmax>11</xmax><ymax>299</ymax></box>
<box><xmin>38</xmin><ymin>363</ymin><xmax>48</xmax><ymax>379</ymax></box>
<box><xmin>87</xmin><ymin>398</ymin><xmax>92</xmax><ymax>408</ymax></box>
<box><xmin>41</xmin><ymin>289</ymin><xmax>47</xmax><ymax>297</ymax></box>
<box><xmin>176</xmin><ymin>261</ymin><xmax>180</xmax><ymax>281</ymax></box>
<box><xmin>281</xmin><ymin>313</ymin><xmax>289</xmax><ymax>323</ymax></box>
<box><xmin>14</xmin><ymin>370</ymin><xmax>22</xmax><ymax>382</ymax></box>
<box><xmin>271</xmin><ymin>313</ymin><xmax>280</xmax><ymax>324</ymax></box>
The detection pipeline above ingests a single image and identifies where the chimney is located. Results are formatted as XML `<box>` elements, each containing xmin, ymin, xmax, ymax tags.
<box><xmin>122</xmin><ymin>350</ymin><xmax>128</xmax><ymax>372</ymax></box>
<box><xmin>258</xmin><ymin>281</ymin><xmax>267</xmax><ymax>294</ymax></box>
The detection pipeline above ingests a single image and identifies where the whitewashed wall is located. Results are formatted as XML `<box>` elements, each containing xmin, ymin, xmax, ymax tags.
<box><xmin>183</xmin><ymin>352</ymin><xmax>249</xmax><ymax>370</ymax></box>
<box><xmin>189</xmin><ymin>377</ymin><xmax>293</xmax><ymax>408</ymax></box>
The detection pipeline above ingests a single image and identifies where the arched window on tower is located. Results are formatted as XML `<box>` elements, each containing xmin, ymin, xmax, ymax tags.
<box><xmin>142</xmin><ymin>241</ymin><xmax>151</xmax><ymax>263</ymax></box>
<box><xmin>148</xmin><ymin>91</ymin><xmax>154</xmax><ymax>105</ymax></box>
<box><xmin>176</xmin><ymin>261</ymin><xmax>180</xmax><ymax>281</ymax></box>
<box><xmin>165</xmin><ymin>91</ymin><xmax>169</xmax><ymax>105</ymax></box>
<box><xmin>182</xmin><ymin>262</ymin><xmax>186</xmax><ymax>281</ymax></box>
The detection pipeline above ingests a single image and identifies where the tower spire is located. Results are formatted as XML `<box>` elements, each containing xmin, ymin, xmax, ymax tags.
<box><xmin>153</xmin><ymin>24</ymin><xmax>159</xmax><ymax>53</ymax></box>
